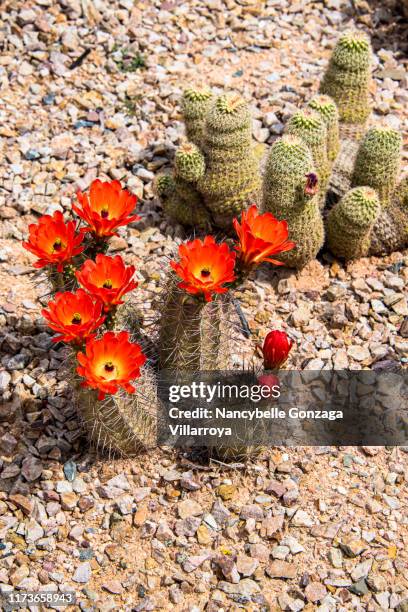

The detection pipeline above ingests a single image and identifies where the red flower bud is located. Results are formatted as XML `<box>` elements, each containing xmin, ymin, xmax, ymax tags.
<box><xmin>262</xmin><ymin>330</ymin><xmax>293</xmax><ymax>369</ymax></box>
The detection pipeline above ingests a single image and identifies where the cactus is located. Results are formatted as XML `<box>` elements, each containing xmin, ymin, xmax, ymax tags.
<box><xmin>197</xmin><ymin>93</ymin><xmax>262</xmax><ymax>229</ymax></box>
<box><xmin>73</xmin><ymin>303</ymin><xmax>159</xmax><ymax>457</ymax></box>
<box><xmin>369</xmin><ymin>176</ymin><xmax>408</xmax><ymax>255</ymax></box>
<box><xmin>75</xmin><ymin>366</ymin><xmax>158</xmax><ymax>457</ymax></box>
<box><xmin>284</xmin><ymin>109</ymin><xmax>330</xmax><ymax>204</ymax></box>
<box><xmin>351</xmin><ymin>126</ymin><xmax>402</xmax><ymax>206</ymax></box>
<box><xmin>181</xmin><ymin>87</ymin><xmax>214</xmax><ymax>146</ymax></box>
<box><xmin>157</xmin><ymin>273</ymin><xmax>233</xmax><ymax>371</ymax></box>
<box><xmin>307</xmin><ymin>94</ymin><xmax>340</xmax><ymax>163</ymax></box>
<box><xmin>319</xmin><ymin>29</ymin><xmax>372</xmax><ymax>138</ymax></box>
<box><xmin>327</xmin><ymin>187</ymin><xmax>381</xmax><ymax>260</ymax></box>
<box><xmin>156</xmin><ymin>142</ymin><xmax>211</xmax><ymax>230</ymax></box>
<box><xmin>263</xmin><ymin>135</ymin><xmax>324</xmax><ymax>269</ymax></box>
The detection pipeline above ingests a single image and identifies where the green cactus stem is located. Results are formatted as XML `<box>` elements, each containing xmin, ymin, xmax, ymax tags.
<box><xmin>197</xmin><ymin>92</ymin><xmax>261</xmax><ymax>229</ymax></box>
<box><xmin>284</xmin><ymin>109</ymin><xmax>330</xmax><ymax>204</ymax></box>
<box><xmin>157</xmin><ymin>274</ymin><xmax>233</xmax><ymax>371</ymax></box>
<box><xmin>263</xmin><ymin>135</ymin><xmax>324</xmax><ymax>269</ymax></box>
<box><xmin>369</xmin><ymin>176</ymin><xmax>408</xmax><ymax>255</ymax></box>
<box><xmin>351</xmin><ymin>126</ymin><xmax>402</xmax><ymax>206</ymax></box>
<box><xmin>307</xmin><ymin>94</ymin><xmax>340</xmax><ymax>163</ymax></box>
<box><xmin>75</xmin><ymin>366</ymin><xmax>158</xmax><ymax>457</ymax></box>
<box><xmin>156</xmin><ymin>142</ymin><xmax>211</xmax><ymax>230</ymax></box>
<box><xmin>319</xmin><ymin>29</ymin><xmax>372</xmax><ymax>135</ymax></box>
<box><xmin>327</xmin><ymin>186</ymin><xmax>381</xmax><ymax>260</ymax></box>
<box><xmin>181</xmin><ymin>87</ymin><xmax>214</xmax><ymax>146</ymax></box>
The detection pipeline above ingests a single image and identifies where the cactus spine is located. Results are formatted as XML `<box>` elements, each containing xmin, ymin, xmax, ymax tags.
<box><xmin>156</xmin><ymin>142</ymin><xmax>211</xmax><ymax>229</ymax></box>
<box><xmin>369</xmin><ymin>177</ymin><xmax>408</xmax><ymax>255</ymax></box>
<box><xmin>75</xmin><ymin>367</ymin><xmax>158</xmax><ymax>457</ymax></box>
<box><xmin>181</xmin><ymin>87</ymin><xmax>214</xmax><ymax>146</ymax></box>
<box><xmin>285</xmin><ymin>109</ymin><xmax>330</xmax><ymax>202</ymax></box>
<box><xmin>327</xmin><ymin>187</ymin><xmax>381</xmax><ymax>260</ymax></box>
<box><xmin>263</xmin><ymin>135</ymin><xmax>324</xmax><ymax>269</ymax></box>
<box><xmin>197</xmin><ymin>93</ymin><xmax>261</xmax><ymax>229</ymax></box>
<box><xmin>319</xmin><ymin>29</ymin><xmax>372</xmax><ymax>138</ymax></box>
<box><xmin>73</xmin><ymin>302</ymin><xmax>158</xmax><ymax>457</ymax></box>
<box><xmin>351</xmin><ymin>126</ymin><xmax>402</xmax><ymax>206</ymax></box>
<box><xmin>307</xmin><ymin>94</ymin><xmax>340</xmax><ymax>163</ymax></box>
<box><xmin>158</xmin><ymin>274</ymin><xmax>232</xmax><ymax>371</ymax></box>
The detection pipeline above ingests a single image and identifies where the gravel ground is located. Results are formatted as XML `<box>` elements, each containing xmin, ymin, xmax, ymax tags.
<box><xmin>1</xmin><ymin>0</ymin><xmax>408</xmax><ymax>610</ymax></box>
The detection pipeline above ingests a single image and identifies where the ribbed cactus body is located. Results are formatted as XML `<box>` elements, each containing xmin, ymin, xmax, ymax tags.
<box><xmin>158</xmin><ymin>274</ymin><xmax>232</xmax><ymax>371</ymax></box>
<box><xmin>175</xmin><ymin>142</ymin><xmax>205</xmax><ymax>183</ymax></box>
<box><xmin>198</xmin><ymin>93</ymin><xmax>261</xmax><ymax>228</ymax></box>
<box><xmin>156</xmin><ymin>142</ymin><xmax>211</xmax><ymax>230</ymax></box>
<box><xmin>263</xmin><ymin>136</ymin><xmax>324</xmax><ymax>269</ymax></box>
<box><xmin>370</xmin><ymin>177</ymin><xmax>408</xmax><ymax>255</ymax></box>
<box><xmin>181</xmin><ymin>87</ymin><xmax>214</xmax><ymax>146</ymax></box>
<box><xmin>351</xmin><ymin>127</ymin><xmax>402</xmax><ymax>206</ymax></box>
<box><xmin>307</xmin><ymin>94</ymin><xmax>340</xmax><ymax>163</ymax></box>
<box><xmin>75</xmin><ymin>367</ymin><xmax>158</xmax><ymax>457</ymax></box>
<box><xmin>285</xmin><ymin>109</ymin><xmax>330</xmax><ymax>203</ymax></box>
<box><xmin>319</xmin><ymin>30</ymin><xmax>372</xmax><ymax>134</ymax></box>
<box><xmin>327</xmin><ymin>187</ymin><xmax>381</xmax><ymax>260</ymax></box>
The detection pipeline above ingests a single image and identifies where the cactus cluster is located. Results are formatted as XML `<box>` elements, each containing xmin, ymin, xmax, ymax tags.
<box><xmin>327</xmin><ymin>125</ymin><xmax>405</xmax><ymax>259</ymax></box>
<box><xmin>262</xmin><ymin>30</ymin><xmax>406</xmax><ymax>266</ymax></box>
<box><xmin>319</xmin><ymin>29</ymin><xmax>372</xmax><ymax>139</ymax></box>
<box><xmin>158</xmin><ymin>29</ymin><xmax>406</xmax><ymax>268</ymax></box>
<box><xmin>158</xmin><ymin>90</ymin><xmax>261</xmax><ymax>230</ymax></box>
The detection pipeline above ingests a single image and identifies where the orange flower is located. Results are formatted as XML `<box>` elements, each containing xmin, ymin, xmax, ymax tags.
<box><xmin>73</xmin><ymin>179</ymin><xmax>140</xmax><ymax>238</ymax></box>
<box><xmin>170</xmin><ymin>236</ymin><xmax>236</xmax><ymax>302</ymax></box>
<box><xmin>233</xmin><ymin>205</ymin><xmax>295</xmax><ymax>268</ymax></box>
<box><xmin>76</xmin><ymin>331</ymin><xmax>146</xmax><ymax>400</ymax></box>
<box><xmin>42</xmin><ymin>289</ymin><xmax>105</xmax><ymax>344</ymax></box>
<box><xmin>76</xmin><ymin>254</ymin><xmax>137</xmax><ymax>309</ymax></box>
<box><xmin>23</xmin><ymin>211</ymin><xmax>84</xmax><ymax>272</ymax></box>
<box><xmin>262</xmin><ymin>330</ymin><xmax>293</xmax><ymax>369</ymax></box>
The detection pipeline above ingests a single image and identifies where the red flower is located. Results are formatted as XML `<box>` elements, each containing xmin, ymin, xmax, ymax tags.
<box><xmin>42</xmin><ymin>289</ymin><xmax>105</xmax><ymax>344</ymax></box>
<box><xmin>170</xmin><ymin>235</ymin><xmax>236</xmax><ymax>302</ymax></box>
<box><xmin>262</xmin><ymin>330</ymin><xmax>293</xmax><ymax>369</ymax></box>
<box><xmin>76</xmin><ymin>331</ymin><xmax>146</xmax><ymax>400</ymax></box>
<box><xmin>233</xmin><ymin>205</ymin><xmax>295</xmax><ymax>267</ymax></box>
<box><xmin>23</xmin><ymin>211</ymin><xmax>84</xmax><ymax>272</ymax></box>
<box><xmin>73</xmin><ymin>179</ymin><xmax>139</xmax><ymax>238</ymax></box>
<box><xmin>76</xmin><ymin>254</ymin><xmax>137</xmax><ymax>310</ymax></box>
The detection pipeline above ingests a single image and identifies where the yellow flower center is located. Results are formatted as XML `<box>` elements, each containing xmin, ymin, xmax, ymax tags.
<box><xmin>101</xmin><ymin>207</ymin><xmax>109</xmax><ymax>219</ymax></box>
<box><xmin>103</xmin><ymin>278</ymin><xmax>113</xmax><ymax>289</ymax></box>
<box><xmin>71</xmin><ymin>313</ymin><xmax>82</xmax><ymax>324</ymax></box>
<box><xmin>200</xmin><ymin>268</ymin><xmax>211</xmax><ymax>278</ymax></box>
